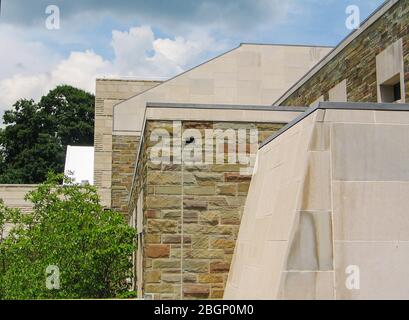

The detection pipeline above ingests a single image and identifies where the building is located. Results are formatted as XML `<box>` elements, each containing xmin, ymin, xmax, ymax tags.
<box><xmin>64</xmin><ymin>146</ymin><xmax>94</xmax><ymax>185</ymax></box>
<box><xmin>224</xmin><ymin>101</ymin><xmax>409</xmax><ymax>300</ymax></box>
<box><xmin>95</xmin><ymin>44</ymin><xmax>332</xmax><ymax>299</ymax></box>
<box><xmin>0</xmin><ymin>0</ymin><xmax>404</xmax><ymax>300</ymax></box>
<box><xmin>275</xmin><ymin>0</ymin><xmax>408</xmax><ymax>106</ymax></box>
<box><xmin>89</xmin><ymin>0</ymin><xmax>409</xmax><ymax>299</ymax></box>
<box><xmin>95</xmin><ymin>43</ymin><xmax>331</xmax><ymax>215</ymax></box>
<box><xmin>226</xmin><ymin>0</ymin><xmax>409</xmax><ymax>299</ymax></box>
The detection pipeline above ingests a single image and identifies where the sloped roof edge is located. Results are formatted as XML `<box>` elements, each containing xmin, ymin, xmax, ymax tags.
<box><xmin>112</xmin><ymin>42</ymin><xmax>333</xmax><ymax>111</ymax></box>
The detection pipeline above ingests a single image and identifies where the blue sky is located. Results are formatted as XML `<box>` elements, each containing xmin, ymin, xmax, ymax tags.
<box><xmin>0</xmin><ymin>0</ymin><xmax>386</xmax><ymax>119</ymax></box>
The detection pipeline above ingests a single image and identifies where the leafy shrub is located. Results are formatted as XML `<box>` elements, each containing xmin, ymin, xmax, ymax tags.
<box><xmin>0</xmin><ymin>173</ymin><xmax>136</xmax><ymax>299</ymax></box>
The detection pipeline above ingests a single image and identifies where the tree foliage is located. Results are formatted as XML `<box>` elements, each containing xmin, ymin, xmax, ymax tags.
<box><xmin>0</xmin><ymin>173</ymin><xmax>136</xmax><ymax>299</ymax></box>
<box><xmin>0</xmin><ymin>85</ymin><xmax>95</xmax><ymax>184</ymax></box>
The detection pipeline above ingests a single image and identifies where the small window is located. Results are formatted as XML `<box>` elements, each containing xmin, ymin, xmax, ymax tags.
<box><xmin>393</xmin><ymin>83</ymin><xmax>401</xmax><ymax>102</ymax></box>
<box><xmin>379</xmin><ymin>74</ymin><xmax>402</xmax><ymax>103</ymax></box>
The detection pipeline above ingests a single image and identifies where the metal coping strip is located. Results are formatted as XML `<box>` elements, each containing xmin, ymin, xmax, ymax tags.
<box><xmin>146</xmin><ymin>102</ymin><xmax>307</xmax><ymax>112</ymax></box>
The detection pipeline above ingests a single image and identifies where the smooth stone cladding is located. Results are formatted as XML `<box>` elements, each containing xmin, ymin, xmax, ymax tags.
<box><xmin>128</xmin><ymin>104</ymin><xmax>305</xmax><ymax>300</ymax></box>
<box><xmin>276</xmin><ymin>0</ymin><xmax>409</xmax><ymax>106</ymax></box>
<box><xmin>225</xmin><ymin>102</ymin><xmax>409</xmax><ymax>300</ymax></box>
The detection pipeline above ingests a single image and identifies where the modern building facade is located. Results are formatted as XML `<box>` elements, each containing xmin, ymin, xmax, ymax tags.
<box><xmin>92</xmin><ymin>0</ymin><xmax>409</xmax><ymax>300</ymax></box>
<box><xmin>127</xmin><ymin>103</ymin><xmax>305</xmax><ymax>299</ymax></box>
<box><xmin>275</xmin><ymin>0</ymin><xmax>408</xmax><ymax>107</ymax></box>
<box><xmin>225</xmin><ymin>101</ymin><xmax>409</xmax><ymax>300</ymax></box>
<box><xmin>95</xmin><ymin>43</ymin><xmax>331</xmax><ymax>299</ymax></box>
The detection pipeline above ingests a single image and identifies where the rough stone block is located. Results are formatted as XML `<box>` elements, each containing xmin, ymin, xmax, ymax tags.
<box><xmin>183</xmin><ymin>284</ymin><xmax>210</xmax><ymax>298</ymax></box>
<box><xmin>145</xmin><ymin>270</ymin><xmax>161</xmax><ymax>283</ymax></box>
<box><xmin>147</xmin><ymin>219</ymin><xmax>178</xmax><ymax>233</ymax></box>
<box><xmin>145</xmin><ymin>244</ymin><xmax>171</xmax><ymax>258</ymax></box>
<box><xmin>198</xmin><ymin>274</ymin><xmax>224</xmax><ymax>284</ymax></box>
<box><xmin>184</xmin><ymin>259</ymin><xmax>209</xmax><ymax>273</ymax></box>
<box><xmin>210</xmin><ymin>261</ymin><xmax>230</xmax><ymax>273</ymax></box>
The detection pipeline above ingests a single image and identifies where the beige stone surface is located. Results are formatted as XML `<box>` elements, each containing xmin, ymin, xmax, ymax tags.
<box><xmin>331</xmin><ymin>123</ymin><xmax>409</xmax><ymax>181</ymax></box>
<box><xmin>0</xmin><ymin>185</ymin><xmax>36</xmax><ymax>209</ymax></box>
<box><xmin>375</xmin><ymin>111</ymin><xmax>409</xmax><ymax>124</ymax></box>
<box><xmin>279</xmin><ymin>271</ymin><xmax>335</xmax><ymax>300</ymax></box>
<box><xmin>328</xmin><ymin>80</ymin><xmax>347</xmax><ymax>102</ymax></box>
<box><xmin>225</xmin><ymin>106</ymin><xmax>409</xmax><ymax>300</ymax></box>
<box><xmin>376</xmin><ymin>38</ymin><xmax>405</xmax><ymax>103</ymax></box>
<box><xmin>145</xmin><ymin>107</ymin><xmax>300</xmax><ymax>124</ymax></box>
<box><xmin>286</xmin><ymin>211</ymin><xmax>333</xmax><ymax>271</ymax></box>
<box><xmin>333</xmin><ymin>182</ymin><xmax>409</xmax><ymax>241</ymax></box>
<box><xmin>224</xmin><ymin>112</ymin><xmax>315</xmax><ymax>299</ymax></box>
<box><xmin>113</xmin><ymin>44</ymin><xmax>332</xmax><ymax>134</ymax></box>
<box><xmin>335</xmin><ymin>242</ymin><xmax>409</xmax><ymax>300</ymax></box>
<box><xmin>94</xmin><ymin>79</ymin><xmax>161</xmax><ymax>207</ymax></box>
<box><xmin>300</xmin><ymin>152</ymin><xmax>331</xmax><ymax>211</ymax></box>
<box><xmin>324</xmin><ymin>109</ymin><xmax>375</xmax><ymax>123</ymax></box>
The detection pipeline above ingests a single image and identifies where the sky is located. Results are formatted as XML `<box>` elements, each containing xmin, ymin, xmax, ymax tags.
<box><xmin>0</xmin><ymin>0</ymin><xmax>386</xmax><ymax>123</ymax></box>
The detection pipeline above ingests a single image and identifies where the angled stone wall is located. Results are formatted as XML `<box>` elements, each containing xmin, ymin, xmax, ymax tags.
<box><xmin>225</xmin><ymin>103</ymin><xmax>409</xmax><ymax>300</ymax></box>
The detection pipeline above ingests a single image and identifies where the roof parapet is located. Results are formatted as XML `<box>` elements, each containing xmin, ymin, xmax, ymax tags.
<box><xmin>260</xmin><ymin>101</ymin><xmax>409</xmax><ymax>149</ymax></box>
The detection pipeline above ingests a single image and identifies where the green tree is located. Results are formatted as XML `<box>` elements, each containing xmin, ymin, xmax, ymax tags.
<box><xmin>0</xmin><ymin>85</ymin><xmax>94</xmax><ymax>184</ymax></box>
<box><xmin>0</xmin><ymin>173</ymin><xmax>136</xmax><ymax>299</ymax></box>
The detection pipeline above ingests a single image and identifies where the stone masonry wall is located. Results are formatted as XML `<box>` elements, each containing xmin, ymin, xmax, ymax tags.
<box><xmin>112</xmin><ymin>135</ymin><xmax>140</xmax><ymax>215</ymax></box>
<box><xmin>131</xmin><ymin>120</ymin><xmax>284</xmax><ymax>299</ymax></box>
<box><xmin>281</xmin><ymin>0</ymin><xmax>409</xmax><ymax>106</ymax></box>
<box><xmin>94</xmin><ymin>79</ymin><xmax>161</xmax><ymax>208</ymax></box>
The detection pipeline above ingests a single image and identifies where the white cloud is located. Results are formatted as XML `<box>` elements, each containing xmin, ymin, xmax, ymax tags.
<box><xmin>110</xmin><ymin>26</ymin><xmax>225</xmax><ymax>78</ymax></box>
<box><xmin>0</xmin><ymin>25</ymin><xmax>220</xmax><ymax>123</ymax></box>
<box><xmin>0</xmin><ymin>50</ymin><xmax>114</xmax><ymax>112</ymax></box>
<box><xmin>153</xmin><ymin>31</ymin><xmax>221</xmax><ymax>66</ymax></box>
<box><xmin>110</xmin><ymin>26</ymin><xmax>180</xmax><ymax>77</ymax></box>
<box><xmin>50</xmin><ymin>50</ymin><xmax>114</xmax><ymax>92</ymax></box>
<box><xmin>0</xmin><ymin>25</ymin><xmax>61</xmax><ymax>79</ymax></box>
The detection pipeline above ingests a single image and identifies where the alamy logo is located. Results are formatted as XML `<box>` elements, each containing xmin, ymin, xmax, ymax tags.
<box><xmin>46</xmin><ymin>265</ymin><xmax>60</xmax><ymax>290</ymax></box>
<box><xmin>150</xmin><ymin>121</ymin><xmax>258</xmax><ymax>174</ymax></box>
<box><xmin>345</xmin><ymin>5</ymin><xmax>361</xmax><ymax>30</ymax></box>
<box><xmin>45</xmin><ymin>5</ymin><xmax>60</xmax><ymax>30</ymax></box>
<box><xmin>345</xmin><ymin>265</ymin><xmax>360</xmax><ymax>290</ymax></box>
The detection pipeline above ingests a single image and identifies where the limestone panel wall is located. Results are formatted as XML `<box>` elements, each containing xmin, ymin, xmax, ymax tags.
<box><xmin>134</xmin><ymin>120</ymin><xmax>284</xmax><ymax>300</ymax></box>
<box><xmin>225</xmin><ymin>103</ymin><xmax>409</xmax><ymax>300</ymax></box>
<box><xmin>113</xmin><ymin>44</ymin><xmax>332</xmax><ymax>135</ymax></box>
<box><xmin>224</xmin><ymin>111</ymin><xmax>317</xmax><ymax>299</ymax></box>
<box><xmin>94</xmin><ymin>79</ymin><xmax>161</xmax><ymax>207</ymax></box>
<box><xmin>278</xmin><ymin>0</ymin><xmax>408</xmax><ymax>106</ymax></box>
